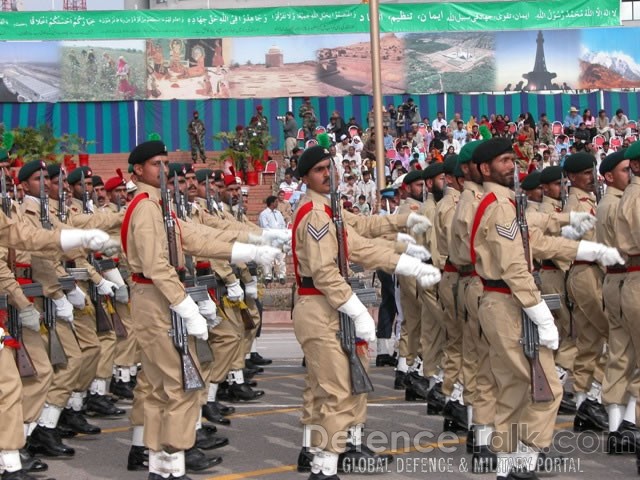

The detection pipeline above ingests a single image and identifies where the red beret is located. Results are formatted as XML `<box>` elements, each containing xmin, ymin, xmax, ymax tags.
<box><xmin>224</xmin><ymin>174</ymin><xmax>240</xmax><ymax>187</ymax></box>
<box><xmin>517</xmin><ymin>134</ymin><xmax>527</xmax><ymax>142</ymax></box>
<box><xmin>235</xmin><ymin>125</ymin><xmax>244</xmax><ymax>132</ymax></box>
<box><xmin>256</xmin><ymin>105</ymin><xmax>263</xmax><ymax>111</ymax></box>
<box><xmin>518</xmin><ymin>172</ymin><xmax>528</xmax><ymax>183</ymax></box>
<box><xmin>104</xmin><ymin>168</ymin><xmax>126</xmax><ymax>192</ymax></box>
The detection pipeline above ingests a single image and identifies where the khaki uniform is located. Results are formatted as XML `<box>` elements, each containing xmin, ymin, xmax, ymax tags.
<box><xmin>277</xmin><ymin>200</ymin><xmax>293</xmax><ymax>225</ymax></box>
<box><xmin>564</xmin><ymin>187</ymin><xmax>608</xmax><ymax>393</ymax></box>
<box><xmin>615</xmin><ymin>177</ymin><xmax>640</xmax><ymax>402</ymax></box>
<box><xmin>474</xmin><ymin>182</ymin><xmax>577</xmax><ymax>452</ymax></box>
<box><xmin>292</xmin><ymin>190</ymin><xmax>401</xmax><ymax>453</ymax></box>
<box><xmin>538</xmin><ymin>197</ymin><xmax>576</xmax><ymax>372</ymax></box>
<box><xmin>125</xmin><ymin>183</ymin><xmax>236</xmax><ymax>452</ymax></box>
<box><xmin>435</xmin><ymin>188</ymin><xmax>463</xmax><ymax>396</ymax></box>
<box><xmin>449</xmin><ymin>181</ymin><xmax>484</xmax><ymax>412</ymax></box>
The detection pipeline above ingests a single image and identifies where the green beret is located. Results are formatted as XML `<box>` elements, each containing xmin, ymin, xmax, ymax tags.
<box><xmin>599</xmin><ymin>150</ymin><xmax>626</xmax><ymax>175</ymax></box>
<box><xmin>195</xmin><ymin>168</ymin><xmax>214</xmax><ymax>183</ymax></box>
<box><xmin>183</xmin><ymin>163</ymin><xmax>195</xmax><ymax>175</ymax></box>
<box><xmin>212</xmin><ymin>169</ymin><xmax>225</xmax><ymax>182</ymax></box>
<box><xmin>18</xmin><ymin>159</ymin><xmax>47</xmax><ymax>183</ymax></box>
<box><xmin>128</xmin><ymin>140</ymin><xmax>167</xmax><ymax>165</ymax></box>
<box><xmin>380</xmin><ymin>187</ymin><xmax>395</xmax><ymax>199</ymax></box>
<box><xmin>520</xmin><ymin>170</ymin><xmax>541</xmax><ymax>191</ymax></box>
<box><xmin>472</xmin><ymin>138</ymin><xmax>513</xmax><ymax>165</ymax></box>
<box><xmin>453</xmin><ymin>160</ymin><xmax>464</xmax><ymax>178</ymax></box>
<box><xmin>47</xmin><ymin>163</ymin><xmax>61</xmax><ymax>180</ymax></box>
<box><xmin>168</xmin><ymin>163</ymin><xmax>187</xmax><ymax>180</ymax></box>
<box><xmin>458</xmin><ymin>140</ymin><xmax>484</xmax><ymax>164</ymax></box>
<box><xmin>298</xmin><ymin>145</ymin><xmax>331</xmax><ymax>177</ymax></box>
<box><xmin>403</xmin><ymin>169</ymin><xmax>423</xmax><ymax>185</ymax></box>
<box><xmin>423</xmin><ymin>162</ymin><xmax>445</xmax><ymax>179</ymax></box>
<box><xmin>92</xmin><ymin>175</ymin><xmax>104</xmax><ymax>187</ymax></box>
<box><xmin>563</xmin><ymin>152</ymin><xmax>595</xmax><ymax>173</ymax></box>
<box><xmin>624</xmin><ymin>141</ymin><xmax>640</xmax><ymax>160</ymax></box>
<box><xmin>539</xmin><ymin>165</ymin><xmax>563</xmax><ymax>184</ymax></box>
<box><xmin>67</xmin><ymin>166</ymin><xmax>92</xmax><ymax>186</ymax></box>
<box><xmin>443</xmin><ymin>155</ymin><xmax>459</xmax><ymax>175</ymax></box>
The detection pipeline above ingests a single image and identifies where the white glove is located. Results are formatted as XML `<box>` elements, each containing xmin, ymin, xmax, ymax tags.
<box><xmin>254</xmin><ymin>245</ymin><xmax>281</xmax><ymax>273</ymax></box>
<box><xmin>197</xmin><ymin>295</ymin><xmax>217</xmax><ymax>323</ymax></box>
<box><xmin>396</xmin><ymin>232</ymin><xmax>416</xmax><ymax>244</ymax></box>
<box><xmin>244</xmin><ymin>277</ymin><xmax>258</xmax><ymax>299</ymax></box>
<box><xmin>231</xmin><ymin>243</ymin><xmax>258</xmax><ymax>263</ymax></box>
<box><xmin>19</xmin><ymin>305</ymin><xmax>41</xmax><ymax>332</ymax></box>
<box><xmin>59</xmin><ymin>229</ymin><xmax>110</xmax><ymax>252</ymax></box>
<box><xmin>226</xmin><ymin>280</ymin><xmax>244</xmax><ymax>302</ymax></box>
<box><xmin>262</xmin><ymin>229</ymin><xmax>292</xmax><ymax>247</ymax></box>
<box><xmin>576</xmin><ymin>241</ymin><xmax>626</xmax><ymax>266</ymax></box>
<box><xmin>171</xmin><ymin>295</ymin><xmax>208</xmax><ymax>341</ymax></box>
<box><xmin>523</xmin><ymin>301</ymin><xmax>558</xmax><ymax>350</ymax></box>
<box><xmin>66</xmin><ymin>285</ymin><xmax>86</xmax><ymax>309</ymax></box>
<box><xmin>569</xmin><ymin>212</ymin><xmax>596</xmax><ymax>235</ymax></box>
<box><xmin>115</xmin><ymin>285</ymin><xmax>129</xmax><ymax>304</ymax></box>
<box><xmin>405</xmin><ymin>244</ymin><xmax>431</xmax><ymax>262</ymax></box>
<box><xmin>394</xmin><ymin>254</ymin><xmax>442</xmax><ymax>288</ymax></box>
<box><xmin>561</xmin><ymin>225</ymin><xmax>582</xmax><ymax>240</ymax></box>
<box><xmin>101</xmin><ymin>268</ymin><xmax>126</xmax><ymax>288</ymax></box>
<box><xmin>53</xmin><ymin>296</ymin><xmax>74</xmax><ymax>323</ymax></box>
<box><xmin>338</xmin><ymin>293</ymin><xmax>376</xmax><ymax>343</ymax></box>
<box><xmin>407</xmin><ymin>212</ymin><xmax>432</xmax><ymax>235</ymax></box>
<box><xmin>101</xmin><ymin>239</ymin><xmax>121</xmax><ymax>257</ymax></box>
<box><xmin>96</xmin><ymin>278</ymin><xmax>117</xmax><ymax>296</ymax></box>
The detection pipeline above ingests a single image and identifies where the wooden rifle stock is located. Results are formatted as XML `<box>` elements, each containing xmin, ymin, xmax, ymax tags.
<box><xmin>106</xmin><ymin>296</ymin><xmax>128</xmax><ymax>339</ymax></box>
<box><xmin>44</xmin><ymin>297</ymin><xmax>68</xmax><ymax>367</ymax></box>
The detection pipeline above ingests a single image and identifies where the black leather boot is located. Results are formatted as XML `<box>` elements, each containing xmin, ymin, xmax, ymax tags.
<box><xmin>18</xmin><ymin>449</ymin><xmax>47</xmax><ymax>473</ymax></box>
<box><xmin>339</xmin><ymin>443</ymin><xmax>393</xmax><ymax>473</ymax></box>
<box><xmin>59</xmin><ymin>408</ymin><xmax>101</xmax><ymax>435</ymax></box>
<box><xmin>85</xmin><ymin>393</ymin><xmax>126</xmax><ymax>417</ymax></box>
<box><xmin>375</xmin><ymin>354</ymin><xmax>396</xmax><ymax>367</ymax></box>
<box><xmin>442</xmin><ymin>401</ymin><xmax>468</xmax><ymax>432</ymax></box>
<box><xmin>185</xmin><ymin>446</ymin><xmax>222</xmax><ymax>472</ymax></box>
<box><xmin>110</xmin><ymin>376</ymin><xmax>135</xmax><ymax>400</ymax></box>
<box><xmin>426</xmin><ymin>382</ymin><xmax>446</xmax><ymax>413</ymax></box>
<box><xmin>228</xmin><ymin>383</ymin><xmax>265</xmax><ymax>402</ymax></box>
<box><xmin>202</xmin><ymin>402</ymin><xmax>231</xmax><ymax>425</ymax></box>
<box><xmin>471</xmin><ymin>445</ymin><xmax>497</xmax><ymax>473</ymax></box>
<box><xmin>403</xmin><ymin>372</ymin><xmax>432</xmax><ymax>399</ymax></box>
<box><xmin>558</xmin><ymin>391</ymin><xmax>576</xmax><ymax>415</ymax></box>
<box><xmin>127</xmin><ymin>445</ymin><xmax>148</xmax><ymax>471</ymax></box>
<box><xmin>608</xmin><ymin>420</ymin><xmax>640</xmax><ymax>454</ymax></box>
<box><xmin>250</xmin><ymin>352</ymin><xmax>273</xmax><ymax>365</ymax></box>
<box><xmin>195</xmin><ymin>428</ymin><xmax>229</xmax><ymax>450</ymax></box>
<box><xmin>214</xmin><ymin>401</ymin><xmax>235</xmax><ymax>416</ymax></box>
<box><xmin>1</xmin><ymin>470</ymin><xmax>39</xmax><ymax>480</ymax></box>
<box><xmin>574</xmin><ymin>399</ymin><xmax>607</xmax><ymax>431</ymax></box>
<box><xmin>26</xmin><ymin>425</ymin><xmax>75</xmax><ymax>457</ymax></box>
<box><xmin>55</xmin><ymin>422</ymin><xmax>77</xmax><ymax>439</ymax></box>
<box><xmin>297</xmin><ymin>447</ymin><xmax>314</xmax><ymax>472</ymax></box>
<box><xmin>393</xmin><ymin>370</ymin><xmax>406</xmax><ymax>390</ymax></box>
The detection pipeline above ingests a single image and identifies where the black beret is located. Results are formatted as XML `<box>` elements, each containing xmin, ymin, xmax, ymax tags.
<box><xmin>18</xmin><ymin>160</ymin><xmax>47</xmax><ymax>183</ymax></box>
<box><xmin>183</xmin><ymin>163</ymin><xmax>195</xmax><ymax>175</ymax></box>
<box><xmin>128</xmin><ymin>140</ymin><xmax>168</xmax><ymax>165</ymax></box>
<box><xmin>599</xmin><ymin>150</ymin><xmax>627</xmax><ymax>175</ymax></box>
<box><xmin>67</xmin><ymin>166</ymin><xmax>92</xmax><ymax>186</ymax></box>
<box><xmin>212</xmin><ymin>169</ymin><xmax>225</xmax><ymax>182</ymax></box>
<box><xmin>47</xmin><ymin>163</ymin><xmax>61</xmax><ymax>180</ymax></box>
<box><xmin>624</xmin><ymin>141</ymin><xmax>640</xmax><ymax>160</ymax></box>
<box><xmin>423</xmin><ymin>162</ymin><xmax>445</xmax><ymax>179</ymax></box>
<box><xmin>298</xmin><ymin>145</ymin><xmax>331</xmax><ymax>177</ymax></box>
<box><xmin>92</xmin><ymin>175</ymin><xmax>104</xmax><ymax>187</ymax></box>
<box><xmin>539</xmin><ymin>165</ymin><xmax>563</xmax><ymax>184</ymax></box>
<box><xmin>443</xmin><ymin>155</ymin><xmax>459</xmax><ymax>175</ymax></box>
<box><xmin>562</xmin><ymin>152</ymin><xmax>596</xmax><ymax>173</ymax></box>
<box><xmin>473</xmin><ymin>137</ymin><xmax>513</xmax><ymax>165</ymax></box>
<box><xmin>458</xmin><ymin>140</ymin><xmax>484</xmax><ymax>164</ymax></box>
<box><xmin>168</xmin><ymin>163</ymin><xmax>187</xmax><ymax>180</ymax></box>
<box><xmin>402</xmin><ymin>169</ymin><xmax>423</xmax><ymax>185</ymax></box>
<box><xmin>195</xmin><ymin>168</ymin><xmax>214</xmax><ymax>183</ymax></box>
<box><xmin>520</xmin><ymin>170</ymin><xmax>542</xmax><ymax>191</ymax></box>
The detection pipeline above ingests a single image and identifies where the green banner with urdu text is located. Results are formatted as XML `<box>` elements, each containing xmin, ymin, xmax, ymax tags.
<box><xmin>0</xmin><ymin>0</ymin><xmax>619</xmax><ymax>41</ymax></box>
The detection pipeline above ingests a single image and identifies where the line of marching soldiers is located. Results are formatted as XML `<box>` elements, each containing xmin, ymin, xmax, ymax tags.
<box><xmin>286</xmin><ymin>137</ymin><xmax>640</xmax><ymax>480</ymax></box>
<box><xmin>0</xmin><ymin>140</ymin><xmax>292</xmax><ymax>480</ymax></box>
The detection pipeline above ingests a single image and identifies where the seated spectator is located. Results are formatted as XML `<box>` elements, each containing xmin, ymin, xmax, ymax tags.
<box><xmin>356</xmin><ymin>194</ymin><xmax>370</xmax><ymax>216</ymax></box>
<box><xmin>338</xmin><ymin>134</ymin><xmax>351</xmax><ymax>156</ymax></box>
<box><xmin>596</xmin><ymin>109</ymin><xmax>612</xmax><ymax>140</ymax></box>
<box><xmin>344</xmin><ymin>145</ymin><xmax>361</xmax><ymax>167</ymax></box>
<box><xmin>349</xmin><ymin>159</ymin><xmax>361</xmax><ymax>180</ymax></box>
<box><xmin>598</xmin><ymin>140</ymin><xmax>613</xmax><ymax>158</ymax></box>
<box><xmin>611</xmin><ymin>108</ymin><xmax>631</xmax><ymax>137</ymax></box>
<box><xmin>555</xmin><ymin>134</ymin><xmax>570</xmax><ymax>154</ymax></box>
<box><xmin>452</xmin><ymin>121</ymin><xmax>467</xmax><ymax>146</ymax></box>
<box><xmin>351</xmin><ymin>204</ymin><xmax>361</xmax><ymax>215</ymax></box>
<box><xmin>432</xmin><ymin>111</ymin><xmax>447</xmax><ymax>132</ymax></box>
<box><xmin>574</xmin><ymin>122</ymin><xmax>591</xmax><ymax>143</ymax></box>
<box><xmin>583</xmin><ymin>108</ymin><xmax>597</xmax><ymax>138</ymax></box>
<box><xmin>382</xmin><ymin>126</ymin><xmax>395</xmax><ymax>150</ymax></box>
<box><xmin>276</xmin><ymin>189</ymin><xmax>293</xmax><ymax>224</ymax></box>
<box><xmin>538</xmin><ymin>122</ymin><xmax>554</xmax><ymax>146</ymax></box>
<box><xmin>513</xmin><ymin>134</ymin><xmax>533</xmax><ymax>169</ymax></box>
<box><xmin>442</xmin><ymin>132</ymin><xmax>461</xmax><ymax>154</ymax></box>
<box><xmin>286</xmin><ymin>157</ymin><xmax>299</xmax><ymax>180</ymax></box>
<box><xmin>469</xmin><ymin>124</ymin><xmax>481</xmax><ymax>141</ymax></box>
<box><xmin>278</xmin><ymin>171</ymin><xmax>298</xmax><ymax>195</ymax></box>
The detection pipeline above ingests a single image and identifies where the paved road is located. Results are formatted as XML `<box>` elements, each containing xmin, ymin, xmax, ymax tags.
<box><xmin>40</xmin><ymin>328</ymin><xmax>638</xmax><ymax>479</ymax></box>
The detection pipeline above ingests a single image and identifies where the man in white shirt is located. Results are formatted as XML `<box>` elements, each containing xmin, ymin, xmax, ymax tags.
<box><xmin>452</xmin><ymin>120</ymin><xmax>467</xmax><ymax>147</ymax></box>
<box><xmin>432</xmin><ymin>111</ymin><xmax>447</xmax><ymax>132</ymax></box>
<box><xmin>442</xmin><ymin>132</ymin><xmax>461</xmax><ymax>154</ymax></box>
<box><xmin>357</xmin><ymin>169</ymin><xmax>377</xmax><ymax>214</ymax></box>
<box><xmin>258</xmin><ymin>195</ymin><xmax>288</xmax><ymax>283</ymax></box>
<box><xmin>278</xmin><ymin>172</ymin><xmax>298</xmax><ymax>196</ymax></box>
<box><xmin>343</xmin><ymin>145</ymin><xmax>362</xmax><ymax>168</ymax></box>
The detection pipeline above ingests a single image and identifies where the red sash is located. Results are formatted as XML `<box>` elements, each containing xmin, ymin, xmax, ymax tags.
<box><xmin>469</xmin><ymin>192</ymin><xmax>497</xmax><ymax>265</ymax></box>
<box><xmin>120</xmin><ymin>193</ymin><xmax>149</xmax><ymax>257</ymax></box>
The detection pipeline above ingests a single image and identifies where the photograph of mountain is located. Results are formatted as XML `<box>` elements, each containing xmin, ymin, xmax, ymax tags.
<box><xmin>579</xmin><ymin>27</ymin><xmax>640</xmax><ymax>89</ymax></box>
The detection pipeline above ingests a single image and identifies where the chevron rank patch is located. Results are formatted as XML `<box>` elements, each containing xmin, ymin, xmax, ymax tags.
<box><xmin>308</xmin><ymin>222</ymin><xmax>329</xmax><ymax>241</ymax></box>
<box><xmin>495</xmin><ymin>218</ymin><xmax>518</xmax><ymax>240</ymax></box>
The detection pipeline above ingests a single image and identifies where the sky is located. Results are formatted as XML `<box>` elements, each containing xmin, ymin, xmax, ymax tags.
<box><xmin>0</xmin><ymin>41</ymin><xmax>59</xmax><ymax>63</ymax></box>
<box><xmin>495</xmin><ymin>30</ymin><xmax>580</xmax><ymax>89</ymax></box>
<box><xmin>581</xmin><ymin>26</ymin><xmax>640</xmax><ymax>63</ymax></box>
<box><xmin>230</xmin><ymin>34</ymin><xmax>371</xmax><ymax>65</ymax></box>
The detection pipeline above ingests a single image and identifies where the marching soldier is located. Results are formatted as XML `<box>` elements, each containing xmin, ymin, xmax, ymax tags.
<box><xmin>122</xmin><ymin>140</ymin><xmax>279</xmax><ymax>479</ymax></box>
<box><xmin>520</xmin><ymin>170</ymin><xmax>543</xmax><ymax>213</ymax></box>
<box><xmin>610</xmin><ymin>144</ymin><xmax>640</xmax><ymax>459</ymax></box>
<box><xmin>563</xmin><ymin>153</ymin><xmax>610</xmax><ymax>431</ymax></box>
<box><xmin>471</xmin><ymin>138</ymin><xmax>624</xmax><ymax>479</ymax></box>
<box><xmin>292</xmin><ymin>145</ymin><xmax>441</xmax><ymax>480</ymax></box>
<box><xmin>435</xmin><ymin>155</ymin><xmax>467</xmax><ymax>432</ymax></box>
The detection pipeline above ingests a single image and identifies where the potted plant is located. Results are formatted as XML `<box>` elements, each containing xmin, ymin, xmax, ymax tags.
<box><xmin>59</xmin><ymin>133</ymin><xmax>96</xmax><ymax>167</ymax></box>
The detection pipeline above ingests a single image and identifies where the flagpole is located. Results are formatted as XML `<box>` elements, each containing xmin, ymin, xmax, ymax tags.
<box><xmin>368</xmin><ymin>0</ymin><xmax>386</xmax><ymax>199</ymax></box>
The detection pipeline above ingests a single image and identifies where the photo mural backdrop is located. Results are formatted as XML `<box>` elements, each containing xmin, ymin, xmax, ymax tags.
<box><xmin>0</xmin><ymin>0</ymin><xmax>624</xmax><ymax>102</ymax></box>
